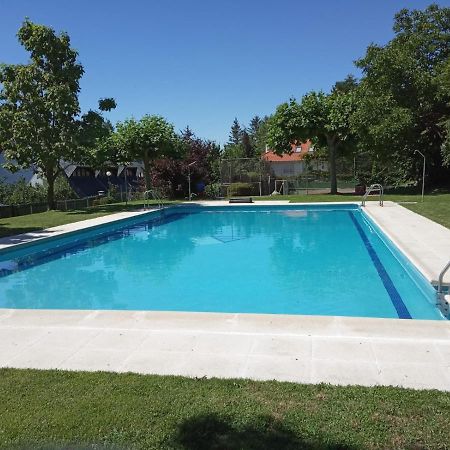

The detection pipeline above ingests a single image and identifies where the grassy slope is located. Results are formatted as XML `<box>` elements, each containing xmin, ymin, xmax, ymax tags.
<box><xmin>0</xmin><ymin>369</ymin><xmax>449</xmax><ymax>449</ymax></box>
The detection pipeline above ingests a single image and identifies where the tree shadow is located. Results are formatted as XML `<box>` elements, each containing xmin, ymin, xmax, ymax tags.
<box><xmin>0</xmin><ymin>225</ymin><xmax>41</xmax><ymax>239</ymax></box>
<box><xmin>170</xmin><ymin>413</ymin><xmax>356</xmax><ymax>450</ymax></box>
<box><xmin>0</xmin><ymin>226</ymin><xmax>59</xmax><ymax>241</ymax></box>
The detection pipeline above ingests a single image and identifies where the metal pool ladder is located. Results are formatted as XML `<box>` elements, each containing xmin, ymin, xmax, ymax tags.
<box><xmin>143</xmin><ymin>190</ymin><xmax>164</xmax><ymax>210</ymax></box>
<box><xmin>437</xmin><ymin>260</ymin><xmax>450</xmax><ymax>317</ymax></box>
<box><xmin>361</xmin><ymin>184</ymin><xmax>384</xmax><ymax>207</ymax></box>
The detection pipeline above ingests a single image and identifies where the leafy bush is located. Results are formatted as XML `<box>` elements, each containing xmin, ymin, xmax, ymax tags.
<box><xmin>204</xmin><ymin>183</ymin><xmax>221</xmax><ymax>199</ymax></box>
<box><xmin>0</xmin><ymin>175</ymin><xmax>75</xmax><ymax>205</ymax></box>
<box><xmin>228</xmin><ymin>182</ymin><xmax>255</xmax><ymax>196</ymax></box>
<box><xmin>92</xmin><ymin>196</ymin><xmax>115</xmax><ymax>206</ymax></box>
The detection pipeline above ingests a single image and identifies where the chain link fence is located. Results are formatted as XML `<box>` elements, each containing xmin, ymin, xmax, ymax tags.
<box><xmin>219</xmin><ymin>156</ymin><xmax>361</xmax><ymax>196</ymax></box>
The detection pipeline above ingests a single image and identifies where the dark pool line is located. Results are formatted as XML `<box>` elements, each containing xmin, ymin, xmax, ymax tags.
<box><xmin>348</xmin><ymin>211</ymin><xmax>412</xmax><ymax>319</ymax></box>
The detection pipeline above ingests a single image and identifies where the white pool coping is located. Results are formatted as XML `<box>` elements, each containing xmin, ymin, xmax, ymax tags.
<box><xmin>0</xmin><ymin>200</ymin><xmax>449</xmax><ymax>391</ymax></box>
<box><xmin>0</xmin><ymin>309</ymin><xmax>449</xmax><ymax>390</ymax></box>
<box><xmin>363</xmin><ymin>202</ymin><xmax>450</xmax><ymax>286</ymax></box>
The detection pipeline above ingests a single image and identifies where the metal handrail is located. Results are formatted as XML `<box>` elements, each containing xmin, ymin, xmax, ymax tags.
<box><xmin>438</xmin><ymin>260</ymin><xmax>450</xmax><ymax>295</ymax></box>
<box><xmin>361</xmin><ymin>184</ymin><xmax>384</xmax><ymax>207</ymax></box>
<box><xmin>143</xmin><ymin>190</ymin><xmax>164</xmax><ymax>210</ymax></box>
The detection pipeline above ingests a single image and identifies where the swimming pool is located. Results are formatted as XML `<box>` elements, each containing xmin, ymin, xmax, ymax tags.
<box><xmin>0</xmin><ymin>204</ymin><xmax>444</xmax><ymax>320</ymax></box>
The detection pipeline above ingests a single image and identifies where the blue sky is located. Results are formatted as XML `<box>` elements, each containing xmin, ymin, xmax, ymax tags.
<box><xmin>0</xmin><ymin>0</ymin><xmax>445</xmax><ymax>145</ymax></box>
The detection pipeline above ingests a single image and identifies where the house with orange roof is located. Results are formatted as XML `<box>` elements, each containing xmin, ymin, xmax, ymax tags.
<box><xmin>261</xmin><ymin>141</ymin><xmax>327</xmax><ymax>178</ymax></box>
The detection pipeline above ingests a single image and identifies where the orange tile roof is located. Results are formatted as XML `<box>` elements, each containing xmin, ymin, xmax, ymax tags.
<box><xmin>262</xmin><ymin>141</ymin><xmax>311</xmax><ymax>162</ymax></box>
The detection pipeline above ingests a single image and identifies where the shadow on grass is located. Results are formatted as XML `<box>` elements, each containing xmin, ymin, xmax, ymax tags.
<box><xmin>171</xmin><ymin>414</ymin><xmax>355</xmax><ymax>450</ymax></box>
<box><xmin>0</xmin><ymin>225</ymin><xmax>45</xmax><ymax>240</ymax></box>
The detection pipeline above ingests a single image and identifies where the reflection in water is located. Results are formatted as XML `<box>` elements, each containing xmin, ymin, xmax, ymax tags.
<box><xmin>0</xmin><ymin>207</ymin><xmax>442</xmax><ymax>320</ymax></box>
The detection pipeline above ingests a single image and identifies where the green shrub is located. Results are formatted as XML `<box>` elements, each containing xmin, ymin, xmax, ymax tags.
<box><xmin>0</xmin><ymin>175</ymin><xmax>75</xmax><ymax>205</ymax></box>
<box><xmin>204</xmin><ymin>183</ymin><xmax>221</xmax><ymax>199</ymax></box>
<box><xmin>228</xmin><ymin>182</ymin><xmax>255</xmax><ymax>196</ymax></box>
<box><xmin>92</xmin><ymin>196</ymin><xmax>115</xmax><ymax>206</ymax></box>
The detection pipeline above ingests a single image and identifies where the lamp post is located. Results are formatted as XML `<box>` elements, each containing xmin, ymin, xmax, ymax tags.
<box><xmin>188</xmin><ymin>161</ymin><xmax>196</xmax><ymax>201</ymax></box>
<box><xmin>414</xmin><ymin>150</ymin><xmax>426</xmax><ymax>202</ymax></box>
<box><xmin>106</xmin><ymin>170</ymin><xmax>112</xmax><ymax>196</ymax></box>
<box><xmin>124</xmin><ymin>165</ymin><xmax>129</xmax><ymax>205</ymax></box>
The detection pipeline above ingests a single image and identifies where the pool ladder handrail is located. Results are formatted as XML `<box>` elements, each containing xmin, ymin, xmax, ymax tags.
<box><xmin>143</xmin><ymin>189</ymin><xmax>164</xmax><ymax>210</ymax></box>
<box><xmin>436</xmin><ymin>260</ymin><xmax>450</xmax><ymax>317</ymax></box>
<box><xmin>361</xmin><ymin>184</ymin><xmax>384</xmax><ymax>207</ymax></box>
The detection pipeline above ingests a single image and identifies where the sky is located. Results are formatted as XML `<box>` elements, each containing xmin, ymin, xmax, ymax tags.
<box><xmin>0</xmin><ymin>0</ymin><xmax>447</xmax><ymax>145</ymax></box>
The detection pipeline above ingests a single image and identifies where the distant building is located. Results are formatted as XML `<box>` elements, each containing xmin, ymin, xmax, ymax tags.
<box><xmin>62</xmin><ymin>162</ymin><xmax>144</xmax><ymax>197</ymax></box>
<box><xmin>0</xmin><ymin>152</ymin><xmax>43</xmax><ymax>186</ymax></box>
<box><xmin>261</xmin><ymin>141</ymin><xmax>327</xmax><ymax>177</ymax></box>
<box><xmin>0</xmin><ymin>151</ymin><xmax>144</xmax><ymax>198</ymax></box>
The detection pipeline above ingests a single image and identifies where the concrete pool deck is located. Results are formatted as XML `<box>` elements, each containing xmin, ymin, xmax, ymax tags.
<box><xmin>0</xmin><ymin>200</ymin><xmax>449</xmax><ymax>391</ymax></box>
<box><xmin>0</xmin><ymin>309</ymin><xmax>449</xmax><ymax>390</ymax></box>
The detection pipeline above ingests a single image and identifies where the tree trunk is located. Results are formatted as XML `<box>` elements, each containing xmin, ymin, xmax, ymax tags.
<box><xmin>327</xmin><ymin>135</ymin><xmax>338</xmax><ymax>195</ymax></box>
<box><xmin>46</xmin><ymin>172</ymin><xmax>56</xmax><ymax>210</ymax></box>
<box><xmin>143</xmin><ymin>150</ymin><xmax>152</xmax><ymax>191</ymax></box>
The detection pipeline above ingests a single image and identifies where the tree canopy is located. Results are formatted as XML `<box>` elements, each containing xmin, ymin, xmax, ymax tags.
<box><xmin>0</xmin><ymin>20</ymin><xmax>115</xmax><ymax>209</ymax></box>
<box><xmin>222</xmin><ymin>116</ymin><xmax>270</xmax><ymax>159</ymax></box>
<box><xmin>267</xmin><ymin>83</ymin><xmax>357</xmax><ymax>194</ymax></box>
<box><xmin>108</xmin><ymin>115</ymin><xmax>183</xmax><ymax>191</ymax></box>
<box><xmin>351</xmin><ymin>3</ymin><xmax>450</xmax><ymax>185</ymax></box>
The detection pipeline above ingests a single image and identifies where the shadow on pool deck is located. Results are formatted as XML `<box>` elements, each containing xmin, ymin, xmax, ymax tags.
<box><xmin>0</xmin><ymin>227</ymin><xmax>59</xmax><ymax>246</ymax></box>
<box><xmin>171</xmin><ymin>413</ymin><xmax>355</xmax><ymax>450</ymax></box>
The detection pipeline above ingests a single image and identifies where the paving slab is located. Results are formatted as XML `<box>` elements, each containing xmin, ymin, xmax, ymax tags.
<box><xmin>0</xmin><ymin>309</ymin><xmax>449</xmax><ymax>391</ymax></box>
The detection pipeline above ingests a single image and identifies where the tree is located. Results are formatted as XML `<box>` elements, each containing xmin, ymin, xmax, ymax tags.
<box><xmin>248</xmin><ymin>116</ymin><xmax>262</xmax><ymax>137</ymax></box>
<box><xmin>110</xmin><ymin>115</ymin><xmax>183</xmax><ymax>191</ymax></box>
<box><xmin>151</xmin><ymin>127</ymin><xmax>220</xmax><ymax>197</ymax></box>
<box><xmin>0</xmin><ymin>20</ymin><xmax>83</xmax><ymax>209</ymax></box>
<box><xmin>223</xmin><ymin>118</ymin><xmax>245</xmax><ymax>159</ymax></box>
<box><xmin>249</xmin><ymin>115</ymin><xmax>271</xmax><ymax>154</ymax></box>
<box><xmin>0</xmin><ymin>20</ymin><xmax>115</xmax><ymax>209</ymax></box>
<box><xmin>441</xmin><ymin>59</ymin><xmax>450</xmax><ymax>166</ymax></box>
<box><xmin>351</xmin><ymin>4</ymin><xmax>450</xmax><ymax>185</ymax></box>
<box><xmin>228</xmin><ymin>118</ymin><xmax>243</xmax><ymax>146</ymax></box>
<box><xmin>77</xmin><ymin>98</ymin><xmax>117</xmax><ymax>167</ymax></box>
<box><xmin>267</xmin><ymin>86</ymin><xmax>357</xmax><ymax>194</ymax></box>
<box><xmin>241</xmin><ymin>130</ymin><xmax>253</xmax><ymax>158</ymax></box>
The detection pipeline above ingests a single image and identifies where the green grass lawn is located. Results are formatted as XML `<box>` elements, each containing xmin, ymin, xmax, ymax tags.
<box><xmin>0</xmin><ymin>200</ymin><xmax>176</xmax><ymax>238</ymax></box>
<box><xmin>0</xmin><ymin>369</ymin><xmax>448</xmax><ymax>449</ymax></box>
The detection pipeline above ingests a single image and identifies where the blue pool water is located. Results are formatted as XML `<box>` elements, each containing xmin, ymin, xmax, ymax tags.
<box><xmin>0</xmin><ymin>205</ymin><xmax>444</xmax><ymax>320</ymax></box>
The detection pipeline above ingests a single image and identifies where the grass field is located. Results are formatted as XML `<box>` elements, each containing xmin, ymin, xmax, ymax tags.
<box><xmin>0</xmin><ymin>369</ymin><xmax>449</xmax><ymax>449</ymax></box>
<box><xmin>0</xmin><ymin>200</ymin><xmax>176</xmax><ymax>238</ymax></box>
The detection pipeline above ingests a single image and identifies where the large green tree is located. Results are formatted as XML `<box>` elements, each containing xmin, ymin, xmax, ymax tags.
<box><xmin>351</xmin><ymin>4</ymin><xmax>450</xmax><ymax>185</ymax></box>
<box><xmin>248</xmin><ymin>115</ymin><xmax>270</xmax><ymax>154</ymax></box>
<box><xmin>222</xmin><ymin>118</ymin><xmax>244</xmax><ymax>159</ymax></box>
<box><xmin>267</xmin><ymin>84</ymin><xmax>357</xmax><ymax>194</ymax></box>
<box><xmin>438</xmin><ymin>55</ymin><xmax>450</xmax><ymax>166</ymax></box>
<box><xmin>0</xmin><ymin>20</ymin><xmax>115</xmax><ymax>209</ymax></box>
<box><xmin>109</xmin><ymin>115</ymin><xmax>183</xmax><ymax>191</ymax></box>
